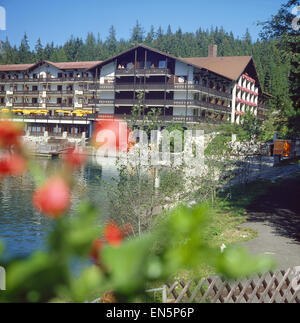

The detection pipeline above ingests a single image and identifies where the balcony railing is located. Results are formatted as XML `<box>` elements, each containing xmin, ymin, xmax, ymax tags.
<box><xmin>13</xmin><ymin>114</ymin><xmax>97</xmax><ymax>121</ymax></box>
<box><xmin>89</xmin><ymin>98</ymin><xmax>231</xmax><ymax>113</ymax></box>
<box><xmin>113</xmin><ymin>83</ymin><xmax>231</xmax><ymax>99</ymax></box>
<box><xmin>88</xmin><ymin>82</ymin><xmax>231</xmax><ymax>99</ymax></box>
<box><xmin>97</xmin><ymin>113</ymin><xmax>223</xmax><ymax>124</ymax></box>
<box><xmin>9</xmin><ymin>111</ymin><xmax>224</xmax><ymax>124</ymax></box>
<box><xmin>115</xmin><ymin>68</ymin><xmax>170</xmax><ymax>76</ymax></box>
<box><xmin>18</xmin><ymin>91</ymin><xmax>40</xmax><ymax>95</ymax></box>
<box><xmin>13</xmin><ymin>102</ymin><xmax>40</xmax><ymax>107</ymax></box>
<box><xmin>46</xmin><ymin>103</ymin><xmax>74</xmax><ymax>108</ymax></box>
<box><xmin>0</xmin><ymin>77</ymin><xmax>96</xmax><ymax>83</ymax></box>
<box><xmin>89</xmin><ymin>84</ymin><xmax>115</xmax><ymax>90</ymax></box>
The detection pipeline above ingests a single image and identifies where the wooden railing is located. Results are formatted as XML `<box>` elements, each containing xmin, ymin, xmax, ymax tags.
<box><xmin>13</xmin><ymin>114</ymin><xmax>97</xmax><ymax>121</ymax></box>
<box><xmin>88</xmin><ymin>98</ymin><xmax>230</xmax><ymax>113</ymax></box>
<box><xmin>115</xmin><ymin>68</ymin><xmax>170</xmax><ymax>76</ymax></box>
<box><xmin>89</xmin><ymin>82</ymin><xmax>231</xmax><ymax>99</ymax></box>
<box><xmin>97</xmin><ymin>113</ymin><xmax>224</xmax><ymax>124</ymax></box>
<box><xmin>0</xmin><ymin>77</ymin><xmax>96</xmax><ymax>83</ymax></box>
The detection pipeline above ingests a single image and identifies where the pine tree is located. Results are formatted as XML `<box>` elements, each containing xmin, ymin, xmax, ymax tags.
<box><xmin>85</xmin><ymin>32</ymin><xmax>97</xmax><ymax>60</ymax></box>
<box><xmin>130</xmin><ymin>21</ymin><xmax>145</xmax><ymax>45</ymax></box>
<box><xmin>145</xmin><ymin>25</ymin><xmax>155</xmax><ymax>45</ymax></box>
<box><xmin>35</xmin><ymin>38</ymin><xmax>44</xmax><ymax>62</ymax></box>
<box><xmin>19</xmin><ymin>33</ymin><xmax>32</xmax><ymax>63</ymax></box>
<box><xmin>105</xmin><ymin>25</ymin><xmax>117</xmax><ymax>57</ymax></box>
<box><xmin>260</xmin><ymin>0</ymin><xmax>300</xmax><ymax>135</ymax></box>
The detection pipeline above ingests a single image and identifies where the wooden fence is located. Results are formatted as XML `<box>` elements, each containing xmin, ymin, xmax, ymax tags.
<box><xmin>160</xmin><ymin>267</ymin><xmax>300</xmax><ymax>303</ymax></box>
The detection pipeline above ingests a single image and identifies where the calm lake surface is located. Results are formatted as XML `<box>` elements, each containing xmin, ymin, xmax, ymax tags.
<box><xmin>0</xmin><ymin>156</ymin><xmax>119</xmax><ymax>260</ymax></box>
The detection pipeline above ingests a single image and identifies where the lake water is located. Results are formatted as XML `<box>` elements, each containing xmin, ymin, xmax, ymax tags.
<box><xmin>0</xmin><ymin>156</ymin><xmax>119</xmax><ymax>260</ymax></box>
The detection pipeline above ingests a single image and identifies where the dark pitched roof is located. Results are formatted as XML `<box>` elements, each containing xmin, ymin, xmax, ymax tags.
<box><xmin>86</xmin><ymin>44</ymin><xmax>256</xmax><ymax>82</ymax></box>
<box><xmin>181</xmin><ymin>56</ymin><xmax>253</xmax><ymax>81</ymax></box>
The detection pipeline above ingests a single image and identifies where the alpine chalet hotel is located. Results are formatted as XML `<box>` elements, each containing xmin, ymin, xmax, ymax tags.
<box><xmin>0</xmin><ymin>44</ymin><xmax>270</xmax><ymax>140</ymax></box>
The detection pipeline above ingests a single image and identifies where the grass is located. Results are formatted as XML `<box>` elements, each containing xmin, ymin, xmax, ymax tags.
<box><xmin>160</xmin><ymin>179</ymin><xmax>276</xmax><ymax>286</ymax></box>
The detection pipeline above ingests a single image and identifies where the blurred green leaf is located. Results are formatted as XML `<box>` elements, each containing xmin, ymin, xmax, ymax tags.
<box><xmin>102</xmin><ymin>234</ymin><xmax>155</xmax><ymax>296</ymax></box>
<box><xmin>60</xmin><ymin>266</ymin><xmax>104</xmax><ymax>303</ymax></box>
<box><xmin>214</xmin><ymin>246</ymin><xmax>276</xmax><ymax>279</ymax></box>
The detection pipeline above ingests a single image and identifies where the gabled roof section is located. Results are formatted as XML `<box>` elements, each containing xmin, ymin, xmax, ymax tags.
<box><xmin>0</xmin><ymin>60</ymin><xmax>102</xmax><ymax>73</ymax></box>
<box><xmin>0</xmin><ymin>63</ymin><xmax>35</xmax><ymax>72</ymax></box>
<box><xmin>28</xmin><ymin>60</ymin><xmax>102</xmax><ymax>72</ymax></box>
<box><xmin>44</xmin><ymin>60</ymin><xmax>102</xmax><ymax>70</ymax></box>
<box><xmin>85</xmin><ymin>43</ymin><xmax>191</xmax><ymax>71</ymax></box>
<box><xmin>181</xmin><ymin>56</ymin><xmax>253</xmax><ymax>81</ymax></box>
<box><xmin>86</xmin><ymin>44</ymin><xmax>250</xmax><ymax>82</ymax></box>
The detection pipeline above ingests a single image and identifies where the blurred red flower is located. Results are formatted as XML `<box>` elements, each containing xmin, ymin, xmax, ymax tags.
<box><xmin>32</xmin><ymin>177</ymin><xmax>71</xmax><ymax>219</ymax></box>
<box><xmin>62</xmin><ymin>147</ymin><xmax>87</xmax><ymax>169</ymax></box>
<box><xmin>0</xmin><ymin>121</ymin><xmax>23</xmax><ymax>148</ymax></box>
<box><xmin>104</xmin><ymin>221</ymin><xmax>123</xmax><ymax>247</ymax></box>
<box><xmin>0</xmin><ymin>153</ymin><xmax>27</xmax><ymax>177</ymax></box>
<box><xmin>90</xmin><ymin>237</ymin><xmax>106</xmax><ymax>264</ymax></box>
<box><xmin>92</xmin><ymin>119</ymin><xmax>131</xmax><ymax>153</ymax></box>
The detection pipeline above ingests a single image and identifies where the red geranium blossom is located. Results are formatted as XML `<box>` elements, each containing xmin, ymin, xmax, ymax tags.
<box><xmin>104</xmin><ymin>221</ymin><xmax>123</xmax><ymax>247</ymax></box>
<box><xmin>0</xmin><ymin>121</ymin><xmax>23</xmax><ymax>148</ymax></box>
<box><xmin>92</xmin><ymin>119</ymin><xmax>131</xmax><ymax>153</ymax></box>
<box><xmin>32</xmin><ymin>177</ymin><xmax>71</xmax><ymax>219</ymax></box>
<box><xmin>62</xmin><ymin>147</ymin><xmax>87</xmax><ymax>169</ymax></box>
<box><xmin>90</xmin><ymin>237</ymin><xmax>106</xmax><ymax>264</ymax></box>
<box><xmin>0</xmin><ymin>153</ymin><xmax>27</xmax><ymax>177</ymax></box>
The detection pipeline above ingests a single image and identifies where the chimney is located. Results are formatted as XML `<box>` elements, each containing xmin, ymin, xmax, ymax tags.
<box><xmin>208</xmin><ymin>44</ymin><xmax>218</xmax><ymax>57</ymax></box>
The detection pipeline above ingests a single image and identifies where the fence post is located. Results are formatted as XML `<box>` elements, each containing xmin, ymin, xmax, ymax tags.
<box><xmin>0</xmin><ymin>266</ymin><xmax>5</xmax><ymax>291</ymax></box>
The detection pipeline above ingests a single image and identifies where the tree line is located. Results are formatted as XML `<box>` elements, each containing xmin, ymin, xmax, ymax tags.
<box><xmin>0</xmin><ymin>0</ymin><xmax>298</xmax><ymax>137</ymax></box>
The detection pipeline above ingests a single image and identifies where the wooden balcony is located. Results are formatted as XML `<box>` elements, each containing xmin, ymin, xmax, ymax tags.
<box><xmin>90</xmin><ymin>98</ymin><xmax>231</xmax><ymax>113</ymax></box>
<box><xmin>13</xmin><ymin>102</ymin><xmax>40</xmax><ymax>107</ymax></box>
<box><xmin>12</xmin><ymin>114</ymin><xmax>97</xmax><ymax>122</ymax></box>
<box><xmin>89</xmin><ymin>84</ymin><xmax>115</xmax><ymax>91</ymax></box>
<box><xmin>90</xmin><ymin>82</ymin><xmax>231</xmax><ymax>99</ymax></box>
<box><xmin>46</xmin><ymin>103</ymin><xmax>74</xmax><ymax>108</ymax></box>
<box><xmin>97</xmin><ymin>113</ymin><xmax>223</xmax><ymax>124</ymax></box>
<box><xmin>115</xmin><ymin>68</ymin><xmax>170</xmax><ymax>77</ymax></box>
<box><xmin>19</xmin><ymin>91</ymin><xmax>40</xmax><ymax>95</ymax></box>
<box><xmin>0</xmin><ymin>77</ymin><xmax>96</xmax><ymax>83</ymax></box>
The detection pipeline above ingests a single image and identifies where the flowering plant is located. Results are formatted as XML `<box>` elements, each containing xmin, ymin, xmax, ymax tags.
<box><xmin>0</xmin><ymin>118</ymin><xmax>275</xmax><ymax>302</ymax></box>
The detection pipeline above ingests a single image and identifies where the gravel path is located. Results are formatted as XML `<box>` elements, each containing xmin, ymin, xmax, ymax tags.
<box><xmin>238</xmin><ymin>171</ymin><xmax>300</xmax><ymax>269</ymax></box>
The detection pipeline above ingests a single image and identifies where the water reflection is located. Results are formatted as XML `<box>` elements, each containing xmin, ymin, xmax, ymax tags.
<box><xmin>0</xmin><ymin>157</ymin><xmax>118</xmax><ymax>260</ymax></box>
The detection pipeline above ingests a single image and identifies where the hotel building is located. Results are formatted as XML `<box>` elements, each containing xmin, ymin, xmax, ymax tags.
<box><xmin>0</xmin><ymin>44</ymin><xmax>270</xmax><ymax>140</ymax></box>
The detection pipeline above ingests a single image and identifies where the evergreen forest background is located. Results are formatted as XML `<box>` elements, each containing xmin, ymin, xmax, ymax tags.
<box><xmin>0</xmin><ymin>0</ymin><xmax>299</xmax><ymax>138</ymax></box>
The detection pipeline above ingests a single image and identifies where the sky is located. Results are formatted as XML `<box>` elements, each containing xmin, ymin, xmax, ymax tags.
<box><xmin>0</xmin><ymin>0</ymin><xmax>286</xmax><ymax>49</ymax></box>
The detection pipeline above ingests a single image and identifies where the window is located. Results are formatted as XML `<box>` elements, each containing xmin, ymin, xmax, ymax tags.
<box><xmin>178</xmin><ymin>76</ymin><xmax>186</xmax><ymax>83</ymax></box>
<box><xmin>126</xmin><ymin>62</ymin><xmax>134</xmax><ymax>70</ymax></box>
<box><xmin>158</xmin><ymin>60</ymin><xmax>166</xmax><ymax>68</ymax></box>
<box><xmin>193</xmin><ymin>109</ymin><xmax>199</xmax><ymax>116</ymax></box>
